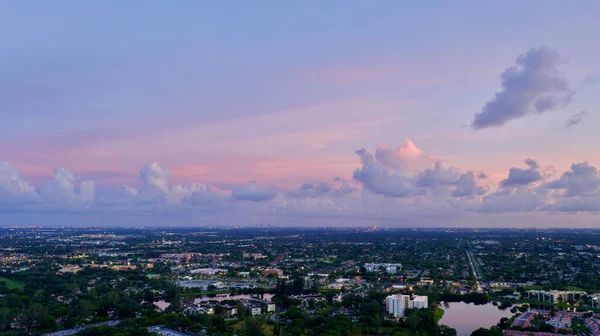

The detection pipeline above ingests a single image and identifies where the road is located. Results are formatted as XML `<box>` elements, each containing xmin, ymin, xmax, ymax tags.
<box><xmin>42</xmin><ymin>320</ymin><xmax>121</xmax><ymax>336</ymax></box>
<box><xmin>466</xmin><ymin>250</ymin><xmax>487</xmax><ymax>292</ymax></box>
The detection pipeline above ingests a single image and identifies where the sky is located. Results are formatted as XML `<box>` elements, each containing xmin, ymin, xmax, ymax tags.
<box><xmin>1</xmin><ymin>1</ymin><xmax>600</xmax><ymax>227</ymax></box>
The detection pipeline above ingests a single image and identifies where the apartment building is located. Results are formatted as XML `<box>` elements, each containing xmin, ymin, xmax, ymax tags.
<box><xmin>385</xmin><ymin>294</ymin><xmax>428</xmax><ymax>318</ymax></box>
<box><xmin>526</xmin><ymin>290</ymin><xmax>587</xmax><ymax>303</ymax></box>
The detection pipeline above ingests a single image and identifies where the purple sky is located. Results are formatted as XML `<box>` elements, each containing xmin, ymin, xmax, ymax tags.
<box><xmin>1</xmin><ymin>1</ymin><xmax>600</xmax><ymax>227</ymax></box>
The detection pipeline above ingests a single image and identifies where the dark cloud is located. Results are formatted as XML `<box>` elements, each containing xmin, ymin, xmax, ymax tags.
<box><xmin>472</xmin><ymin>47</ymin><xmax>574</xmax><ymax>130</ymax></box>
<box><xmin>500</xmin><ymin>159</ymin><xmax>542</xmax><ymax>187</ymax></box>
<box><xmin>563</xmin><ymin>110</ymin><xmax>588</xmax><ymax>129</ymax></box>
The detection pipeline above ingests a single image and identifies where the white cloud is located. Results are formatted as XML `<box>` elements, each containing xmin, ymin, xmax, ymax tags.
<box><xmin>139</xmin><ymin>162</ymin><xmax>171</xmax><ymax>195</ymax></box>
<box><xmin>40</xmin><ymin>168</ymin><xmax>95</xmax><ymax>206</ymax></box>
<box><xmin>0</xmin><ymin>162</ymin><xmax>36</xmax><ymax>201</ymax></box>
<box><xmin>353</xmin><ymin>148</ymin><xmax>413</xmax><ymax>197</ymax></box>
<box><xmin>353</xmin><ymin>143</ymin><xmax>488</xmax><ymax>200</ymax></box>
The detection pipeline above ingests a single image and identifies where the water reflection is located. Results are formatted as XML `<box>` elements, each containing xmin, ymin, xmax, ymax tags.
<box><xmin>439</xmin><ymin>302</ymin><xmax>514</xmax><ymax>336</ymax></box>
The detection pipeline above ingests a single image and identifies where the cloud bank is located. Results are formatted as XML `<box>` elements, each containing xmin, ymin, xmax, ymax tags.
<box><xmin>472</xmin><ymin>46</ymin><xmax>574</xmax><ymax>129</ymax></box>
<box><xmin>3</xmin><ymin>138</ymin><xmax>600</xmax><ymax>226</ymax></box>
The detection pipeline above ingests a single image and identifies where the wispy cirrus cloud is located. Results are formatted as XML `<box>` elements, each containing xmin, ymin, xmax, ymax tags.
<box><xmin>563</xmin><ymin>110</ymin><xmax>589</xmax><ymax>129</ymax></box>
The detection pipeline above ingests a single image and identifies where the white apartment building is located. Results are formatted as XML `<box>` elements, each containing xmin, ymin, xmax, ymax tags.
<box><xmin>365</xmin><ymin>263</ymin><xmax>402</xmax><ymax>273</ymax></box>
<box><xmin>411</xmin><ymin>295</ymin><xmax>428</xmax><ymax>309</ymax></box>
<box><xmin>526</xmin><ymin>290</ymin><xmax>587</xmax><ymax>303</ymax></box>
<box><xmin>385</xmin><ymin>294</ymin><xmax>428</xmax><ymax>318</ymax></box>
<box><xmin>265</xmin><ymin>302</ymin><xmax>276</xmax><ymax>312</ymax></box>
<box><xmin>385</xmin><ymin>266</ymin><xmax>398</xmax><ymax>274</ymax></box>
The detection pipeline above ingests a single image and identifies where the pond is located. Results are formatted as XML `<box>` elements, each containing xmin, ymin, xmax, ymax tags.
<box><xmin>438</xmin><ymin>302</ymin><xmax>514</xmax><ymax>336</ymax></box>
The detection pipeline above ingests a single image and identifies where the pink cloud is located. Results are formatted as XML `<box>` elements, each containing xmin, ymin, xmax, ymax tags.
<box><xmin>374</xmin><ymin>139</ymin><xmax>435</xmax><ymax>172</ymax></box>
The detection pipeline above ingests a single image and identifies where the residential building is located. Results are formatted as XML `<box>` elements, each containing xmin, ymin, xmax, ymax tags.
<box><xmin>221</xmin><ymin>305</ymin><xmax>237</xmax><ymax>317</ymax></box>
<box><xmin>526</xmin><ymin>290</ymin><xmax>587</xmax><ymax>303</ymax></box>
<box><xmin>182</xmin><ymin>304</ymin><xmax>214</xmax><ymax>316</ymax></box>
<box><xmin>385</xmin><ymin>294</ymin><xmax>428</xmax><ymax>318</ymax></box>
<box><xmin>364</xmin><ymin>263</ymin><xmax>402</xmax><ymax>273</ymax></box>
<box><xmin>262</xmin><ymin>268</ymin><xmax>283</xmax><ymax>277</ymax></box>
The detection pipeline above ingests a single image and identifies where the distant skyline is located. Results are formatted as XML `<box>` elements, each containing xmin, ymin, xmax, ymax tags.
<box><xmin>1</xmin><ymin>1</ymin><xmax>600</xmax><ymax>227</ymax></box>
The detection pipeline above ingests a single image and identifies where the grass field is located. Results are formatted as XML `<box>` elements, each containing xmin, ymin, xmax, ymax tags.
<box><xmin>0</xmin><ymin>277</ymin><xmax>25</xmax><ymax>290</ymax></box>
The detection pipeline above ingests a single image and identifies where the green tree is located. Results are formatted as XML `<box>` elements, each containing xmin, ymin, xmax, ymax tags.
<box><xmin>116</xmin><ymin>296</ymin><xmax>139</xmax><ymax>319</ymax></box>
<box><xmin>25</xmin><ymin>303</ymin><xmax>48</xmax><ymax>329</ymax></box>
<box><xmin>0</xmin><ymin>307</ymin><xmax>14</xmax><ymax>330</ymax></box>
<box><xmin>31</xmin><ymin>289</ymin><xmax>46</xmax><ymax>303</ymax></box>
<box><xmin>243</xmin><ymin>317</ymin><xmax>265</xmax><ymax>336</ymax></box>
<box><xmin>440</xmin><ymin>324</ymin><xmax>457</xmax><ymax>336</ymax></box>
<box><xmin>237</xmin><ymin>301</ymin><xmax>247</xmax><ymax>320</ymax></box>
<box><xmin>471</xmin><ymin>327</ymin><xmax>503</xmax><ymax>336</ymax></box>
<box><xmin>6</xmin><ymin>293</ymin><xmax>23</xmax><ymax>309</ymax></box>
<box><xmin>40</xmin><ymin>315</ymin><xmax>58</xmax><ymax>331</ymax></box>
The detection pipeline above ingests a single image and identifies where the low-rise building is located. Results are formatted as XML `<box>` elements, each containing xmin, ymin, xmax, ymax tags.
<box><xmin>221</xmin><ymin>304</ymin><xmax>237</xmax><ymax>317</ymax></box>
<box><xmin>262</xmin><ymin>268</ymin><xmax>283</xmax><ymax>277</ymax></box>
<box><xmin>364</xmin><ymin>263</ymin><xmax>402</xmax><ymax>273</ymax></box>
<box><xmin>178</xmin><ymin>280</ymin><xmax>224</xmax><ymax>290</ymax></box>
<box><xmin>182</xmin><ymin>303</ymin><xmax>215</xmax><ymax>316</ymax></box>
<box><xmin>189</xmin><ymin>268</ymin><xmax>227</xmax><ymax>275</ymax></box>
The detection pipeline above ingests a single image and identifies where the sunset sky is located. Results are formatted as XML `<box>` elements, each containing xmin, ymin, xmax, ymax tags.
<box><xmin>1</xmin><ymin>1</ymin><xmax>600</xmax><ymax>227</ymax></box>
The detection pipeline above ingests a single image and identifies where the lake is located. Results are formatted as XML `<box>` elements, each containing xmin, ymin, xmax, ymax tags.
<box><xmin>438</xmin><ymin>302</ymin><xmax>514</xmax><ymax>336</ymax></box>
